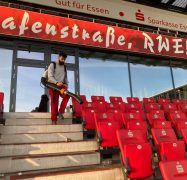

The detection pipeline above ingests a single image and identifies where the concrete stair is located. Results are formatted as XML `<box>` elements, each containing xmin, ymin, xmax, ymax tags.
<box><xmin>10</xmin><ymin>166</ymin><xmax>123</xmax><ymax>180</ymax></box>
<box><xmin>0</xmin><ymin>112</ymin><xmax>124</xmax><ymax>180</ymax></box>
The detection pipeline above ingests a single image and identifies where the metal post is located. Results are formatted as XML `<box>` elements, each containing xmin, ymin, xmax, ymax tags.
<box><xmin>127</xmin><ymin>55</ymin><xmax>133</xmax><ymax>97</ymax></box>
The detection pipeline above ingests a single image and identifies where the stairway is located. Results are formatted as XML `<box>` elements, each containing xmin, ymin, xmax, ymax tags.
<box><xmin>0</xmin><ymin>112</ymin><xmax>123</xmax><ymax>180</ymax></box>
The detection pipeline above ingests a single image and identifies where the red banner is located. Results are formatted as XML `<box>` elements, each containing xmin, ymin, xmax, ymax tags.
<box><xmin>0</xmin><ymin>6</ymin><xmax>187</xmax><ymax>59</ymax></box>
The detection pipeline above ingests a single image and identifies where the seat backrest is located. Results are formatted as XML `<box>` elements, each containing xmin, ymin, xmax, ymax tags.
<box><xmin>0</xmin><ymin>92</ymin><xmax>4</xmax><ymax>112</ymax></box>
<box><xmin>91</xmin><ymin>95</ymin><xmax>105</xmax><ymax>102</ymax></box>
<box><xmin>143</xmin><ymin>97</ymin><xmax>155</xmax><ymax>104</ymax></box>
<box><xmin>158</xmin><ymin>98</ymin><xmax>170</xmax><ymax>105</ymax></box>
<box><xmin>105</xmin><ymin>103</ymin><xmax>118</xmax><ymax>112</ymax></box>
<box><xmin>123</xmin><ymin>111</ymin><xmax>145</xmax><ymax>126</ymax></box>
<box><xmin>92</xmin><ymin>101</ymin><xmax>106</xmax><ymax>113</ymax></box>
<box><xmin>113</xmin><ymin>102</ymin><xmax>126</xmax><ymax>112</ymax></box>
<box><xmin>162</xmin><ymin>103</ymin><xmax>178</xmax><ymax>113</ymax></box>
<box><xmin>117</xmin><ymin>129</ymin><xmax>148</xmax><ymax>145</ymax></box>
<box><xmin>126</xmin><ymin>121</ymin><xmax>147</xmax><ymax>133</ymax></box>
<box><xmin>178</xmin><ymin>104</ymin><xmax>187</xmax><ymax>113</ymax></box>
<box><xmin>152</xmin><ymin>121</ymin><xmax>172</xmax><ymax>129</ymax></box>
<box><xmin>125</xmin><ymin>102</ymin><xmax>143</xmax><ymax>112</ymax></box>
<box><xmin>72</xmin><ymin>95</ymin><xmax>87</xmax><ymax>117</ymax></box>
<box><xmin>151</xmin><ymin>128</ymin><xmax>177</xmax><ymax>146</ymax></box>
<box><xmin>168</xmin><ymin>111</ymin><xmax>187</xmax><ymax>125</ymax></box>
<box><xmin>98</xmin><ymin>121</ymin><xmax>121</xmax><ymax>147</ymax></box>
<box><xmin>159</xmin><ymin>141</ymin><xmax>185</xmax><ymax>161</ymax></box>
<box><xmin>123</xmin><ymin>143</ymin><xmax>153</xmax><ymax>179</ymax></box>
<box><xmin>146</xmin><ymin>110</ymin><xmax>166</xmax><ymax>125</ymax></box>
<box><xmin>82</xmin><ymin>108</ymin><xmax>96</xmax><ymax>130</ymax></box>
<box><xmin>144</xmin><ymin>103</ymin><xmax>160</xmax><ymax>113</ymax></box>
<box><xmin>172</xmin><ymin>99</ymin><xmax>183</xmax><ymax>105</ymax></box>
<box><xmin>127</xmin><ymin>97</ymin><xmax>139</xmax><ymax>103</ymax></box>
<box><xmin>109</xmin><ymin>96</ymin><xmax>123</xmax><ymax>103</ymax></box>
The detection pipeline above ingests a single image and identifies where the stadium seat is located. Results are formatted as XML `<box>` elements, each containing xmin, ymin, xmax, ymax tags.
<box><xmin>143</xmin><ymin>97</ymin><xmax>155</xmax><ymax>104</ymax></box>
<box><xmin>113</xmin><ymin>101</ymin><xmax>126</xmax><ymax>112</ymax></box>
<box><xmin>144</xmin><ymin>103</ymin><xmax>160</xmax><ymax>113</ymax></box>
<box><xmin>82</xmin><ymin>108</ymin><xmax>97</xmax><ymax>130</ymax></box>
<box><xmin>97</xmin><ymin>121</ymin><xmax>121</xmax><ymax>147</ymax></box>
<box><xmin>175</xmin><ymin>122</ymin><xmax>187</xmax><ymax>137</ymax></box>
<box><xmin>126</xmin><ymin>121</ymin><xmax>147</xmax><ymax>135</ymax></box>
<box><xmin>152</xmin><ymin>121</ymin><xmax>172</xmax><ymax>129</ymax></box>
<box><xmin>151</xmin><ymin>128</ymin><xmax>177</xmax><ymax>147</ymax></box>
<box><xmin>172</xmin><ymin>99</ymin><xmax>183</xmax><ymax>106</ymax></box>
<box><xmin>117</xmin><ymin>129</ymin><xmax>152</xmax><ymax>179</ymax></box>
<box><xmin>159</xmin><ymin>141</ymin><xmax>185</xmax><ymax>161</ymax></box>
<box><xmin>91</xmin><ymin>95</ymin><xmax>105</xmax><ymax>102</ymax></box>
<box><xmin>167</xmin><ymin>111</ymin><xmax>187</xmax><ymax>126</ymax></box>
<box><xmin>159</xmin><ymin>160</ymin><xmax>187</xmax><ymax>180</ymax></box>
<box><xmin>178</xmin><ymin>104</ymin><xmax>187</xmax><ymax>114</ymax></box>
<box><xmin>72</xmin><ymin>95</ymin><xmax>87</xmax><ymax>118</ymax></box>
<box><xmin>146</xmin><ymin>110</ymin><xmax>166</xmax><ymax>126</ymax></box>
<box><xmin>122</xmin><ymin>111</ymin><xmax>145</xmax><ymax>126</ymax></box>
<box><xmin>105</xmin><ymin>103</ymin><xmax>118</xmax><ymax>112</ymax></box>
<box><xmin>158</xmin><ymin>98</ymin><xmax>170</xmax><ymax>106</ymax></box>
<box><xmin>0</xmin><ymin>92</ymin><xmax>4</xmax><ymax>124</ymax></box>
<box><xmin>125</xmin><ymin>102</ymin><xmax>143</xmax><ymax>112</ymax></box>
<box><xmin>162</xmin><ymin>103</ymin><xmax>178</xmax><ymax>114</ymax></box>
<box><xmin>109</xmin><ymin>96</ymin><xmax>123</xmax><ymax>103</ymax></box>
<box><xmin>92</xmin><ymin>101</ymin><xmax>106</xmax><ymax>113</ymax></box>
<box><xmin>126</xmin><ymin>97</ymin><xmax>139</xmax><ymax>103</ymax></box>
<box><xmin>180</xmin><ymin>128</ymin><xmax>187</xmax><ymax>144</ymax></box>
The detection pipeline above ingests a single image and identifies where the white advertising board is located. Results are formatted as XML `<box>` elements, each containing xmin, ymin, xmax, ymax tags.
<box><xmin>17</xmin><ymin>0</ymin><xmax>187</xmax><ymax>33</ymax></box>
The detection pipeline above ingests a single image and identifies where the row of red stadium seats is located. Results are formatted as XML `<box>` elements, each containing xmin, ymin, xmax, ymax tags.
<box><xmin>72</xmin><ymin>95</ymin><xmax>187</xmax><ymax>179</ymax></box>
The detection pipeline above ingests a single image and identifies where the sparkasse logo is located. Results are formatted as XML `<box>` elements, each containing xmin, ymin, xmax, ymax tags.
<box><xmin>135</xmin><ymin>9</ymin><xmax>145</xmax><ymax>21</ymax></box>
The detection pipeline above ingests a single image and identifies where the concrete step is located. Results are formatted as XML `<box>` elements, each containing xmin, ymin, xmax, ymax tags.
<box><xmin>0</xmin><ymin>124</ymin><xmax>83</xmax><ymax>134</ymax></box>
<box><xmin>0</xmin><ymin>152</ymin><xmax>100</xmax><ymax>174</ymax></box>
<box><xmin>10</xmin><ymin>166</ymin><xmax>124</xmax><ymax>180</ymax></box>
<box><xmin>5</xmin><ymin>118</ymin><xmax>73</xmax><ymax>126</ymax></box>
<box><xmin>4</xmin><ymin>112</ymin><xmax>72</xmax><ymax>119</ymax></box>
<box><xmin>0</xmin><ymin>132</ymin><xmax>83</xmax><ymax>144</ymax></box>
<box><xmin>0</xmin><ymin>141</ymin><xmax>98</xmax><ymax>157</ymax></box>
<box><xmin>4</xmin><ymin>113</ymin><xmax>51</xmax><ymax>119</ymax></box>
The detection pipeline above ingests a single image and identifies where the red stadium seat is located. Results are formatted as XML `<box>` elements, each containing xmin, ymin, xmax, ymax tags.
<box><xmin>117</xmin><ymin>129</ymin><xmax>148</xmax><ymax>145</ymax></box>
<box><xmin>82</xmin><ymin>108</ymin><xmax>97</xmax><ymax>130</ymax></box>
<box><xmin>143</xmin><ymin>97</ymin><xmax>155</xmax><ymax>104</ymax></box>
<box><xmin>144</xmin><ymin>103</ymin><xmax>160</xmax><ymax>113</ymax></box>
<box><xmin>162</xmin><ymin>103</ymin><xmax>178</xmax><ymax>114</ymax></box>
<box><xmin>92</xmin><ymin>101</ymin><xmax>106</xmax><ymax>113</ymax></box>
<box><xmin>109</xmin><ymin>96</ymin><xmax>123</xmax><ymax>103</ymax></box>
<box><xmin>159</xmin><ymin>141</ymin><xmax>185</xmax><ymax>161</ymax></box>
<box><xmin>117</xmin><ymin>129</ymin><xmax>152</xmax><ymax>179</ymax></box>
<box><xmin>152</xmin><ymin>121</ymin><xmax>172</xmax><ymax>129</ymax></box>
<box><xmin>167</xmin><ymin>111</ymin><xmax>187</xmax><ymax>126</ymax></box>
<box><xmin>158</xmin><ymin>98</ymin><xmax>170</xmax><ymax>106</ymax></box>
<box><xmin>172</xmin><ymin>99</ymin><xmax>183</xmax><ymax>106</ymax></box>
<box><xmin>122</xmin><ymin>112</ymin><xmax>145</xmax><ymax>126</ymax></box>
<box><xmin>97</xmin><ymin>121</ymin><xmax>121</xmax><ymax>147</ymax></box>
<box><xmin>72</xmin><ymin>95</ymin><xmax>87</xmax><ymax>118</ymax></box>
<box><xmin>126</xmin><ymin>97</ymin><xmax>139</xmax><ymax>103</ymax></box>
<box><xmin>126</xmin><ymin>121</ymin><xmax>147</xmax><ymax>135</ymax></box>
<box><xmin>113</xmin><ymin>101</ymin><xmax>126</xmax><ymax>112</ymax></box>
<box><xmin>91</xmin><ymin>95</ymin><xmax>105</xmax><ymax>102</ymax></box>
<box><xmin>181</xmin><ymin>128</ymin><xmax>187</xmax><ymax>144</ymax></box>
<box><xmin>178</xmin><ymin>104</ymin><xmax>187</xmax><ymax>114</ymax></box>
<box><xmin>159</xmin><ymin>160</ymin><xmax>187</xmax><ymax>180</ymax></box>
<box><xmin>125</xmin><ymin>102</ymin><xmax>143</xmax><ymax>112</ymax></box>
<box><xmin>175</xmin><ymin>122</ymin><xmax>187</xmax><ymax>137</ymax></box>
<box><xmin>105</xmin><ymin>103</ymin><xmax>118</xmax><ymax>112</ymax></box>
<box><xmin>151</xmin><ymin>128</ymin><xmax>177</xmax><ymax>147</ymax></box>
<box><xmin>146</xmin><ymin>110</ymin><xmax>166</xmax><ymax>126</ymax></box>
